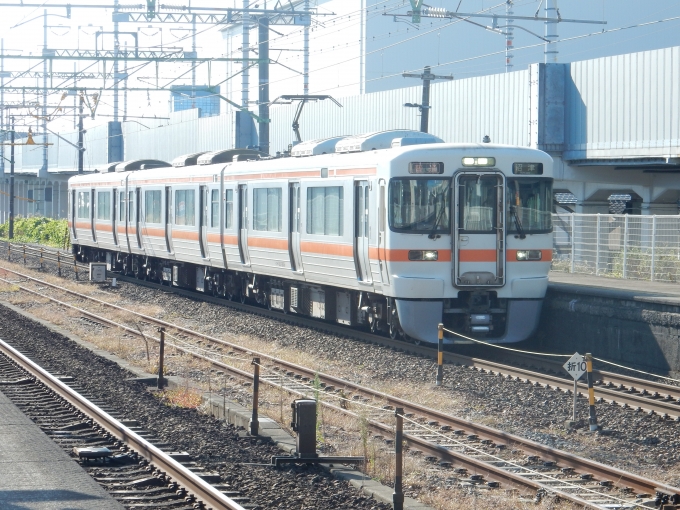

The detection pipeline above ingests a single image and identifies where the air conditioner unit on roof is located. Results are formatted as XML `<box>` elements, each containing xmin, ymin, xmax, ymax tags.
<box><xmin>335</xmin><ymin>130</ymin><xmax>443</xmax><ymax>153</ymax></box>
<box><xmin>291</xmin><ymin>136</ymin><xmax>345</xmax><ymax>157</ymax></box>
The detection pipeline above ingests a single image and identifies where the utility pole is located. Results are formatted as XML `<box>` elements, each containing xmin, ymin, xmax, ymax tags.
<box><xmin>41</xmin><ymin>10</ymin><xmax>48</xmax><ymax>178</ymax></box>
<box><xmin>241</xmin><ymin>0</ymin><xmax>250</xmax><ymax>109</ymax></box>
<box><xmin>303</xmin><ymin>0</ymin><xmax>309</xmax><ymax>95</ymax></box>
<box><xmin>9</xmin><ymin>116</ymin><xmax>14</xmax><ymax>239</ymax></box>
<box><xmin>258</xmin><ymin>14</ymin><xmax>269</xmax><ymax>154</ymax></box>
<box><xmin>505</xmin><ymin>1</ymin><xmax>514</xmax><ymax>72</ymax></box>
<box><xmin>77</xmin><ymin>94</ymin><xmax>84</xmax><ymax>174</ymax></box>
<box><xmin>113</xmin><ymin>0</ymin><xmax>120</xmax><ymax>121</ymax></box>
<box><xmin>544</xmin><ymin>0</ymin><xmax>559</xmax><ymax>63</ymax></box>
<box><xmin>1</xmin><ymin>38</ymin><xmax>4</xmax><ymax>177</ymax></box>
<box><xmin>402</xmin><ymin>66</ymin><xmax>453</xmax><ymax>133</ymax></box>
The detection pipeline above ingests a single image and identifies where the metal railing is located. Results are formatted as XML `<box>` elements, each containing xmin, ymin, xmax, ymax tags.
<box><xmin>552</xmin><ymin>213</ymin><xmax>680</xmax><ymax>283</ymax></box>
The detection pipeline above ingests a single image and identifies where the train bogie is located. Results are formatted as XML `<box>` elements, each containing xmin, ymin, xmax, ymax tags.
<box><xmin>69</xmin><ymin>131</ymin><xmax>553</xmax><ymax>345</ymax></box>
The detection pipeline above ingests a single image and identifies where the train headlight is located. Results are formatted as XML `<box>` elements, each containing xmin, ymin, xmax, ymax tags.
<box><xmin>516</xmin><ymin>250</ymin><xmax>542</xmax><ymax>261</ymax></box>
<box><xmin>408</xmin><ymin>250</ymin><xmax>439</xmax><ymax>261</ymax></box>
<box><xmin>462</xmin><ymin>157</ymin><xmax>496</xmax><ymax>167</ymax></box>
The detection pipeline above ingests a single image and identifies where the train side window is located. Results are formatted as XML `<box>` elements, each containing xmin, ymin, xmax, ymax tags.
<box><xmin>175</xmin><ymin>189</ymin><xmax>195</xmax><ymax>226</ymax></box>
<box><xmin>119</xmin><ymin>192</ymin><xmax>126</xmax><ymax>222</ymax></box>
<box><xmin>145</xmin><ymin>190</ymin><xmax>162</xmax><ymax>224</ymax></box>
<box><xmin>307</xmin><ymin>186</ymin><xmax>343</xmax><ymax>236</ymax></box>
<box><xmin>210</xmin><ymin>189</ymin><xmax>220</xmax><ymax>228</ymax></box>
<box><xmin>253</xmin><ymin>187</ymin><xmax>282</xmax><ymax>232</ymax></box>
<box><xmin>96</xmin><ymin>191</ymin><xmax>111</xmax><ymax>220</ymax></box>
<box><xmin>76</xmin><ymin>191</ymin><xmax>90</xmax><ymax>219</ymax></box>
<box><xmin>128</xmin><ymin>191</ymin><xmax>136</xmax><ymax>223</ymax></box>
<box><xmin>225</xmin><ymin>189</ymin><xmax>234</xmax><ymax>229</ymax></box>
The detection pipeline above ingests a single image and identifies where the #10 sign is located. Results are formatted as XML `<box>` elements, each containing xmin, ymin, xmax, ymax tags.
<box><xmin>563</xmin><ymin>352</ymin><xmax>587</xmax><ymax>381</ymax></box>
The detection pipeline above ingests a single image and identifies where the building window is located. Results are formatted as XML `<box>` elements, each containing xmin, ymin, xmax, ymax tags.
<box><xmin>225</xmin><ymin>189</ymin><xmax>234</xmax><ymax>229</ymax></box>
<box><xmin>253</xmin><ymin>188</ymin><xmax>282</xmax><ymax>232</ymax></box>
<box><xmin>175</xmin><ymin>189</ymin><xmax>195</xmax><ymax>226</ymax></box>
<box><xmin>307</xmin><ymin>186</ymin><xmax>343</xmax><ymax>236</ymax></box>
<box><xmin>76</xmin><ymin>191</ymin><xmax>90</xmax><ymax>219</ymax></box>
<box><xmin>45</xmin><ymin>187</ymin><xmax>53</xmax><ymax>202</ymax></box>
<box><xmin>97</xmin><ymin>191</ymin><xmax>111</xmax><ymax>220</ymax></box>
<box><xmin>145</xmin><ymin>190</ymin><xmax>162</xmax><ymax>224</ymax></box>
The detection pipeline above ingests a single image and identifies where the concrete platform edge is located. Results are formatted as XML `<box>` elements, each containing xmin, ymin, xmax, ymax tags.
<box><xmin>0</xmin><ymin>300</ymin><xmax>434</xmax><ymax>510</ymax></box>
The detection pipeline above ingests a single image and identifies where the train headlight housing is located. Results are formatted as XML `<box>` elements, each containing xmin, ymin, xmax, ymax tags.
<box><xmin>516</xmin><ymin>250</ymin><xmax>542</xmax><ymax>261</ymax></box>
<box><xmin>408</xmin><ymin>250</ymin><xmax>439</xmax><ymax>261</ymax></box>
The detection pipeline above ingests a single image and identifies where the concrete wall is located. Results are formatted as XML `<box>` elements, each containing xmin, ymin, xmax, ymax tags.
<box><xmin>533</xmin><ymin>285</ymin><xmax>680</xmax><ymax>377</ymax></box>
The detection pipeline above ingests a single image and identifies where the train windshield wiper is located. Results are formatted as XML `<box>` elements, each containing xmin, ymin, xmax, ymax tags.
<box><xmin>510</xmin><ymin>205</ymin><xmax>526</xmax><ymax>239</ymax></box>
<box><xmin>428</xmin><ymin>182</ymin><xmax>450</xmax><ymax>240</ymax></box>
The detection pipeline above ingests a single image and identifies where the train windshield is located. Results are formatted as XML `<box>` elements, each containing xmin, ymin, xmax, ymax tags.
<box><xmin>506</xmin><ymin>178</ymin><xmax>553</xmax><ymax>234</ymax></box>
<box><xmin>389</xmin><ymin>178</ymin><xmax>451</xmax><ymax>233</ymax></box>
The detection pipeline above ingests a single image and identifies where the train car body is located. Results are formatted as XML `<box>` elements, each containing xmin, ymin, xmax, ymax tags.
<box><xmin>68</xmin><ymin>132</ymin><xmax>553</xmax><ymax>344</ymax></box>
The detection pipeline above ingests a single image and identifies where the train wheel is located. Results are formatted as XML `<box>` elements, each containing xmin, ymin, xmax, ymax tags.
<box><xmin>389</xmin><ymin>322</ymin><xmax>399</xmax><ymax>340</ymax></box>
<box><xmin>239</xmin><ymin>290</ymin><xmax>247</xmax><ymax>304</ymax></box>
<box><xmin>265</xmin><ymin>293</ymin><xmax>273</xmax><ymax>311</ymax></box>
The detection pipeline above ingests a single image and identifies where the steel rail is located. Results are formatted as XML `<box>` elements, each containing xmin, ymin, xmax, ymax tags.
<box><xmin>4</xmin><ymin>246</ymin><xmax>680</xmax><ymax>419</ymax></box>
<box><xmin>0</xmin><ymin>338</ymin><xmax>247</xmax><ymax>510</ymax></box>
<box><xmin>1</xmin><ymin>269</ymin><xmax>678</xmax><ymax>508</ymax></box>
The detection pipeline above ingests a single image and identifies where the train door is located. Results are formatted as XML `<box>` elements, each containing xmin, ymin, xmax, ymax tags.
<box><xmin>90</xmin><ymin>188</ymin><xmax>97</xmax><ymax>242</ymax></box>
<box><xmin>354</xmin><ymin>181</ymin><xmax>371</xmax><ymax>282</ymax></box>
<box><xmin>288</xmin><ymin>182</ymin><xmax>303</xmax><ymax>273</ymax></box>
<box><xmin>112</xmin><ymin>188</ymin><xmax>118</xmax><ymax>246</ymax></box>
<box><xmin>238</xmin><ymin>184</ymin><xmax>250</xmax><ymax>265</ymax></box>
<box><xmin>377</xmin><ymin>179</ymin><xmax>389</xmax><ymax>285</ymax></box>
<box><xmin>70</xmin><ymin>189</ymin><xmax>77</xmax><ymax>240</ymax></box>
<box><xmin>165</xmin><ymin>186</ymin><xmax>173</xmax><ymax>253</ymax></box>
<box><xmin>135</xmin><ymin>187</ymin><xmax>142</xmax><ymax>248</ymax></box>
<box><xmin>199</xmin><ymin>185</ymin><xmax>208</xmax><ymax>259</ymax></box>
<box><xmin>454</xmin><ymin>173</ymin><xmax>505</xmax><ymax>286</ymax></box>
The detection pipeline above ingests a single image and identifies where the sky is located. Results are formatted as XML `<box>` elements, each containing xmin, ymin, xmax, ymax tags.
<box><xmin>0</xmin><ymin>0</ymin><xmax>679</xmax><ymax>136</ymax></box>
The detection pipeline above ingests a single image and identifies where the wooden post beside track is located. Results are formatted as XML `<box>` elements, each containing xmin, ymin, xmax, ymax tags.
<box><xmin>57</xmin><ymin>252</ymin><xmax>61</xmax><ymax>277</ymax></box>
<box><xmin>393</xmin><ymin>407</ymin><xmax>405</xmax><ymax>510</ymax></box>
<box><xmin>157</xmin><ymin>327</ymin><xmax>165</xmax><ymax>390</ymax></box>
<box><xmin>436</xmin><ymin>323</ymin><xmax>444</xmax><ymax>386</ymax></box>
<box><xmin>250</xmin><ymin>357</ymin><xmax>260</xmax><ymax>436</ymax></box>
<box><xmin>586</xmin><ymin>353</ymin><xmax>598</xmax><ymax>431</ymax></box>
<box><xmin>73</xmin><ymin>255</ymin><xmax>78</xmax><ymax>280</ymax></box>
<box><xmin>39</xmin><ymin>248</ymin><xmax>43</xmax><ymax>270</ymax></box>
<box><xmin>23</xmin><ymin>245</ymin><xmax>26</xmax><ymax>265</ymax></box>
<box><xmin>7</xmin><ymin>243</ymin><xmax>10</xmax><ymax>261</ymax></box>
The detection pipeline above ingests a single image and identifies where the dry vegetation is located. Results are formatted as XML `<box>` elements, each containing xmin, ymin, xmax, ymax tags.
<box><xmin>0</xmin><ymin>259</ymin><xmax>650</xmax><ymax>509</ymax></box>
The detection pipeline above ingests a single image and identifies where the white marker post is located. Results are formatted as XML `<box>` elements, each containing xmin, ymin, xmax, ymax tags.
<box><xmin>563</xmin><ymin>352</ymin><xmax>587</xmax><ymax>423</ymax></box>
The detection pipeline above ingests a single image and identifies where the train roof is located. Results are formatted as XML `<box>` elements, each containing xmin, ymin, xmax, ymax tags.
<box><xmin>69</xmin><ymin>143</ymin><xmax>552</xmax><ymax>186</ymax></box>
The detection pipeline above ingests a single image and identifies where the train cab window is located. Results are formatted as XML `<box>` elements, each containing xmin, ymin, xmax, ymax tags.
<box><xmin>225</xmin><ymin>189</ymin><xmax>234</xmax><ymax>229</ymax></box>
<box><xmin>96</xmin><ymin>191</ymin><xmax>111</xmax><ymax>220</ymax></box>
<box><xmin>307</xmin><ymin>186</ymin><xmax>343</xmax><ymax>236</ymax></box>
<box><xmin>253</xmin><ymin>188</ymin><xmax>282</xmax><ymax>232</ymax></box>
<box><xmin>174</xmin><ymin>189</ymin><xmax>195</xmax><ymax>226</ymax></box>
<box><xmin>506</xmin><ymin>178</ymin><xmax>553</xmax><ymax>234</ymax></box>
<box><xmin>459</xmin><ymin>175</ymin><xmax>497</xmax><ymax>232</ymax></box>
<box><xmin>76</xmin><ymin>191</ymin><xmax>90</xmax><ymax>219</ymax></box>
<box><xmin>389</xmin><ymin>178</ymin><xmax>449</xmax><ymax>234</ymax></box>
<box><xmin>145</xmin><ymin>190</ymin><xmax>162</xmax><ymax>224</ymax></box>
<box><xmin>210</xmin><ymin>189</ymin><xmax>220</xmax><ymax>228</ymax></box>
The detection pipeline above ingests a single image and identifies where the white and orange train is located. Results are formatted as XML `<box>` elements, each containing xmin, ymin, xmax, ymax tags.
<box><xmin>68</xmin><ymin>130</ymin><xmax>553</xmax><ymax>344</ymax></box>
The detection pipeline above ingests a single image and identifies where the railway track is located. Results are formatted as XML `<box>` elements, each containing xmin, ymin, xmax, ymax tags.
<box><xmin>1</xmin><ymin>254</ymin><xmax>680</xmax><ymax>508</ymax></box>
<box><xmin>4</xmin><ymin>240</ymin><xmax>680</xmax><ymax>421</ymax></box>
<box><xmin>0</xmin><ymin>338</ymin><xmax>248</xmax><ymax>510</ymax></box>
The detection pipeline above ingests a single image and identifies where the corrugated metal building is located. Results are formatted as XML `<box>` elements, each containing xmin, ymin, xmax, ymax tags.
<box><xmin>4</xmin><ymin>45</ymin><xmax>680</xmax><ymax>219</ymax></box>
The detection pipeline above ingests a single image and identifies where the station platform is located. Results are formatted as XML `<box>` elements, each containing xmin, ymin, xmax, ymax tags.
<box><xmin>548</xmin><ymin>271</ymin><xmax>680</xmax><ymax>304</ymax></box>
<box><xmin>0</xmin><ymin>390</ymin><xmax>124</xmax><ymax>510</ymax></box>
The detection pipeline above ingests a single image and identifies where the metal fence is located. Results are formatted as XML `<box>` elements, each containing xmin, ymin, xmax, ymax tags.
<box><xmin>552</xmin><ymin>213</ymin><xmax>680</xmax><ymax>283</ymax></box>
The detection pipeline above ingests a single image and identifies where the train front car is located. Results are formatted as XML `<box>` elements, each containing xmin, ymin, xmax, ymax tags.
<box><xmin>385</xmin><ymin>144</ymin><xmax>553</xmax><ymax>345</ymax></box>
